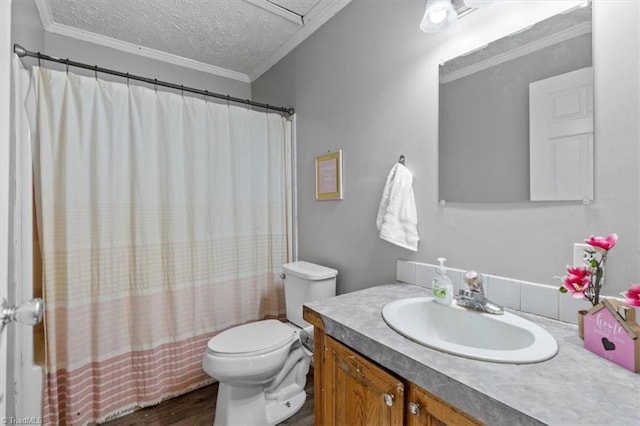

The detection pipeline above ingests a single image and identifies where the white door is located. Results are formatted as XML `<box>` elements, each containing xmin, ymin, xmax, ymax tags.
<box><xmin>0</xmin><ymin>0</ymin><xmax>14</xmax><ymax>420</ymax></box>
<box><xmin>529</xmin><ymin>67</ymin><xmax>594</xmax><ymax>201</ymax></box>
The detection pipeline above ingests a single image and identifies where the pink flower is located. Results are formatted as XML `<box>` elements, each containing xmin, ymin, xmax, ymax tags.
<box><xmin>584</xmin><ymin>233</ymin><xmax>618</xmax><ymax>252</ymax></box>
<box><xmin>566</xmin><ymin>265</ymin><xmax>591</xmax><ymax>277</ymax></box>
<box><xmin>623</xmin><ymin>284</ymin><xmax>640</xmax><ymax>307</ymax></box>
<box><xmin>558</xmin><ymin>233</ymin><xmax>618</xmax><ymax>306</ymax></box>
<box><xmin>562</xmin><ymin>266</ymin><xmax>592</xmax><ymax>298</ymax></box>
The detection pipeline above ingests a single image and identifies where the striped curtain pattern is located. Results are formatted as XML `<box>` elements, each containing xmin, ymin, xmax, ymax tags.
<box><xmin>31</xmin><ymin>67</ymin><xmax>291</xmax><ymax>425</ymax></box>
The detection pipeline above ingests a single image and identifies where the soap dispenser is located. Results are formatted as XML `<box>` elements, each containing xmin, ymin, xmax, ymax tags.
<box><xmin>432</xmin><ymin>257</ymin><xmax>453</xmax><ymax>306</ymax></box>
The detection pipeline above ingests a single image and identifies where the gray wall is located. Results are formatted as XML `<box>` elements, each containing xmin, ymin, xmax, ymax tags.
<box><xmin>42</xmin><ymin>33</ymin><xmax>251</xmax><ymax>100</ymax></box>
<box><xmin>252</xmin><ymin>0</ymin><xmax>640</xmax><ymax>297</ymax></box>
<box><xmin>12</xmin><ymin>0</ymin><xmax>44</xmax><ymax>53</ymax></box>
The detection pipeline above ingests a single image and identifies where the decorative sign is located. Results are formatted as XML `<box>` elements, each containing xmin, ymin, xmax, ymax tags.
<box><xmin>315</xmin><ymin>150</ymin><xmax>343</xmax><ymax>200</ymax></box>
<box><xmin>583</xmin><ymin>299</ymin><xmax>640</xmax><ymax>373</ymax></box>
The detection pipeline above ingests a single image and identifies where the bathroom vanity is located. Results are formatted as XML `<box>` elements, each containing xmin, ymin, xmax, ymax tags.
<box><xmin>303</xmin><ymin>284</ymin><xmax>640</xmax><ymax>425</ymax></box>
<box><xmin>306</xmin><ymin>325</ymin><xmax>481</xmax><ymax>425</ymax></box>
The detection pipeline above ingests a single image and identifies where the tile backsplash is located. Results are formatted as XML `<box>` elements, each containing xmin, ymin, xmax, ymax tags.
<box><xmin>395</xmin><ymin>259</ymin><xmax>631</xmax><ymax>325</ymax></box>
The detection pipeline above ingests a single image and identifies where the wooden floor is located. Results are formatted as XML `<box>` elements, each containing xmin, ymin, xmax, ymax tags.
<box><xmin>102</xmin><ymin>371</ymin><xmax>314</xmax><ymax>426</ymax></box>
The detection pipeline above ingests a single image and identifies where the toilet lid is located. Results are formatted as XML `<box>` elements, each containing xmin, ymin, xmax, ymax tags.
<box><xmin>207</xmin><ymin>319</ymin><xmax>295</xmax><ymax>355</ymax></box>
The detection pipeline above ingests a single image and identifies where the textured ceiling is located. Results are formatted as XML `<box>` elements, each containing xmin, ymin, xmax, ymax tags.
<box><xmin>37</xmin><ymin>0</ymin><xmax>348</xmax><ymax>81</ymax></box>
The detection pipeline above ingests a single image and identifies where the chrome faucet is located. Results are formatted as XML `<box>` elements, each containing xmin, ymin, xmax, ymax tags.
<box><xmin>456</xmin><ymin>270</ymin><xmax>504</xmax><ymax>315</ymax></box>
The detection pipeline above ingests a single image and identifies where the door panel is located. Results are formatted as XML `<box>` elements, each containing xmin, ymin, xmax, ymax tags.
<box><xmin>323</xmin><ymin>336</ymin><xmax>404</xmax><ymax>426</ymax></box>
<box><xmin>406</xmin><ymin>383</ymin><xmax>483</xmax><ymax>426</ymax></box>
<box><xmin>530</xmin><ymin>67</ymin><xmax>594</xmax><ymax>201</ymax></box>
<box><xmin>1</xmin><ymin>0</ymin><xmax>15</xmax><ymax>420</ymax></box>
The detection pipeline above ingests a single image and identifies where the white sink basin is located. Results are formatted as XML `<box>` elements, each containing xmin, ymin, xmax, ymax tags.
<box><xmin>382</xmin><ymin>297</ymin><xmax>558</xmax><ymax>364</ymax></box>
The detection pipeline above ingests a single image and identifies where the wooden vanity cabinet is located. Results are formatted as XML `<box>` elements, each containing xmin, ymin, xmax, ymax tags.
<box><xmin>323</xmin><ymin>334</ymin><xmax>404</xmax><ymax>425</ymax></box>
<box><xmin>303</xmin><ymin>306</ymin><xmax>483</xmax><ymax>426</ymax></box>
<box><xmin>406</xmin><ymin>382</ymin><xmax>481</xmax><ymax>426</ymax></box>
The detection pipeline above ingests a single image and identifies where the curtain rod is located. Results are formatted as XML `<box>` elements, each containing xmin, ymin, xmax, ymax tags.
<box><xmin>13</xmin><ymin>44</ymin><xmax>295</xmax><ymax>116</ymax></box>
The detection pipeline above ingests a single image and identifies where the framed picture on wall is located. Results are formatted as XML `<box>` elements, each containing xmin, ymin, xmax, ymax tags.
<box><xmin>315</xmin><ymin>150</ymin><xmax>343</xmax><ymax>200</ymax></box>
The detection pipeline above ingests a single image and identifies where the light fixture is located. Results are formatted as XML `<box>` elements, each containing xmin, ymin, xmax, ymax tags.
<box><xmin>420</xmin><ymin>0</ymin><xmax>458</xmax><ymax>33</ymax></box>
<box><xmin>420</xmin><ymin>0</ymin><xmax>495</xmax><ymax>33</ymax></box>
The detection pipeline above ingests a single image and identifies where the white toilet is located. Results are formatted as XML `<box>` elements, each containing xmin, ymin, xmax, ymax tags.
<box><xmin>202</xmin><ymin>261</ymin><xmax>338</xmax><ymax>426</ymax></box>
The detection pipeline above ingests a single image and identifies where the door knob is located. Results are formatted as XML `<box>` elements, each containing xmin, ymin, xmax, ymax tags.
<box><xmin>408</xmin><ymin>401</ymin><xmax>421</xmax><ymax>415</ymax></box>
<box><xmin>383</xmin><ymin>393</ymin><xmax>395</xmax><ymax>407</ymax></box>
<box><xmin>1</xmin><ymin>298</ymin><xmax>44</xmax><ymax>326</ymax></box>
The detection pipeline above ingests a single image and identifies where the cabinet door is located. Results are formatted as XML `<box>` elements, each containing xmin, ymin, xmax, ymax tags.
<box><xmin>406</xmin><ymin>383</ymin><xmax>483</xmax><ymax>426</ymax></box>
<box><xmin>323</xmin><ymin>336</ymin><xmax>404</xmax><ymax>426</ymax></box>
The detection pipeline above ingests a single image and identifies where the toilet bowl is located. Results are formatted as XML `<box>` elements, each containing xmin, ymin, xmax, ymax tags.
<box><xmin>202</xmin><ymin>261</ymin><xmax>337</xmax><ymax>426</ymax></box>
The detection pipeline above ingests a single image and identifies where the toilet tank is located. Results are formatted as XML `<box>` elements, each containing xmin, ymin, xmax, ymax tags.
<box><xmin>282</xmin><ymin>261</ymin><xmax>338</xmax><ymax>328</ymax></box>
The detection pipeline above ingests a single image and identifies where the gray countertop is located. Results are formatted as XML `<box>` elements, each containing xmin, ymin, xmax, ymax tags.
<box><xmin>304</xmin><ymin>283</ymin><xmax>640</xmax><ymax>426</ymax></box>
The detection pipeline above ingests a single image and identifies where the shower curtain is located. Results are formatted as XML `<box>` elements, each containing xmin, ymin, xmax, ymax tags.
<box><xmin>30</xmin><ymin>67</ymin><xmax>292</xmax><ymax>425</ymax></box>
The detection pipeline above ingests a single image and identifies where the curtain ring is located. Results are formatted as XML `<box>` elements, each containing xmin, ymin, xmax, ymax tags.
<box><xmin>126</xmin><ymin>72</ymin><xmax>130</xmax><ymax>87</ymax></box>
<box><xmin>226</xmin><ymin>95</ymin><xmax>230</xmax><ymax>107</ymax></box>
<box><xmin>204</xmin><ymin>90</ymin><xmax>208</xmax><ymax>103</ymax></box>
<box><xmin>154</xmin><ymin>78</ymin><xmax>158</xmax><ymax>92</ymax></box>
<box><xmin>65</xmin><ymin>58</ymin><xmax>69</xmax><ymax>74</ymax></box>
<box><xmin>94</xmin><ymin>65</ymin><xmax>98</xmax><ymax>80</ymax></box>
<box><xmin>37</xmin><ymin>53</ymin><xmax>41</xmax><ymax>68</ymax></box>
<box><xmin>181</xmin><ymin>84</ymin><xmax>184</xmax><ymax>98</ymax></box>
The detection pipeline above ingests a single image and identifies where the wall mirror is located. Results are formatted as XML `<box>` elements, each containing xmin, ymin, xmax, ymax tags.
<box><xmin>438</xmin><ymin>5</ymin><xmax>593</xmax><ymax>203</ymax></box>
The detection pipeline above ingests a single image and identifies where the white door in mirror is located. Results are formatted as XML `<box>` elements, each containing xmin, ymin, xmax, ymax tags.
<box><xmin>529</xmin><ymin>67</ymin><xmax>594</xmax><ymax>201</ymax></box>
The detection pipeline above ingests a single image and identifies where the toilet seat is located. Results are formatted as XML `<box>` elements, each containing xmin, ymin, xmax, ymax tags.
<box><xmin>207</xmin><ymin>320</ymin><xmax>296</xmax><ymax>358</ymax></box>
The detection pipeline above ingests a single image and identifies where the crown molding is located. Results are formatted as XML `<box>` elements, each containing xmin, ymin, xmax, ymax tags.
<box><xmin>249</xmin><ymin>0</ymin><xmax>352</xmax><ymax>82</ymax></box>
<box><xmin>441</xmin><ymin>22</ymin><xmax>592</xmax><ymax>84</ymax></box>
<box><xmin>34</xmin><ymin>0</ymin><xmax>54</xmax><ymax>29</ymax></box>
<box><xmin>34</xmin><ymin>0</ymin><xmax>250</xmax><ymax>83</ymax></box>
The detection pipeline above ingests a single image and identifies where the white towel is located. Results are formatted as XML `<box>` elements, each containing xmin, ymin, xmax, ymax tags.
<box><xmin>376</xmin><ymin>163</ymin><xmax>419</xmax><ymax>251</ymax></box>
